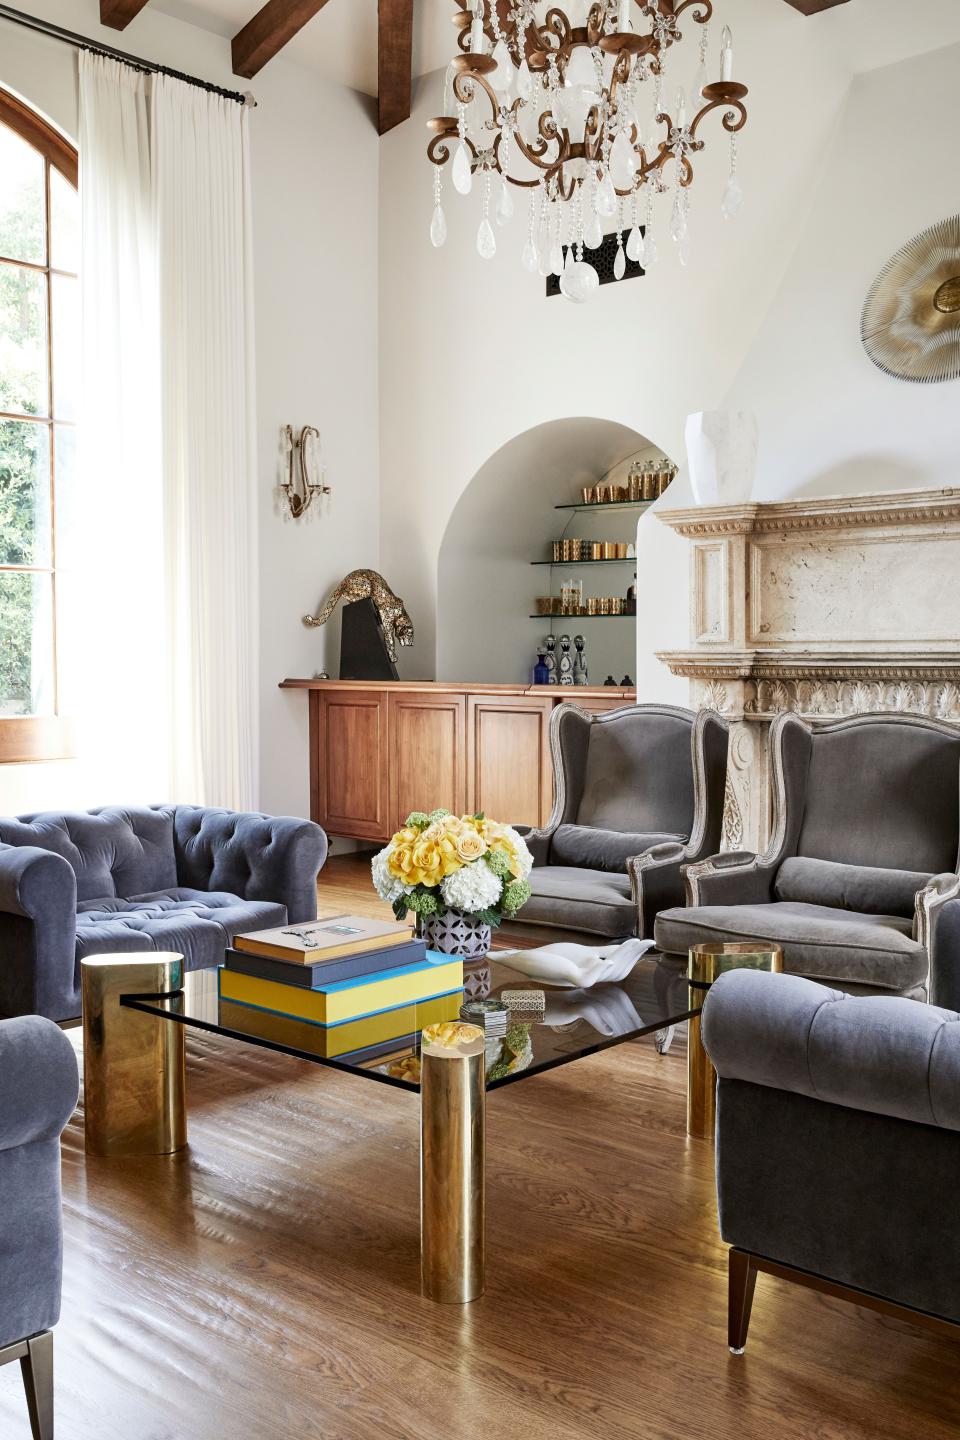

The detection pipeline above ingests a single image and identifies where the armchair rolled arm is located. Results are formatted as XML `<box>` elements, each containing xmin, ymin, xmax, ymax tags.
<box><xmin>629</xmin><ymin>842</ymin><xmax>692</xmax><ymax>940</ymax></box>
<box><xmin>0</xmin><ymin>844</ymin><xmax>78</xmax><ymax>1020</ymax></box>
<box><xmin>683</xmin><ymin>850</ymin><xmax>777</xmax><ymax>907</ymax></box>
<box><xmin>916</xmin><ymin>873</ymin><xmax>960</xmax><ymax>1011</ymax></box>
<box><xmin>173</xmin><ymin>808</ymin><xmax>328</xmax><ymax>924</ymax></box>
<box><xmin>0</xmin><ymin>1016</ymin><xmax>79</xmax><ymax>1151</ymax></box>
<box><xmin>702</xmin><ymin>968</ymin><xmax>960</xmax><ymax>1134</ymax></box>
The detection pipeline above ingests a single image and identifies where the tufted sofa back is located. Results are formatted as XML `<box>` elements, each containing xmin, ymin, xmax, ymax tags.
<box><xmin>0</xmin><ymin>808</ymin><xmax>179</xmax><ymax>902</ymax></box>
<box><xmin>171</xmin><ymin>806</ymin><xmax>304</xmax><ymax>900</ymax></box>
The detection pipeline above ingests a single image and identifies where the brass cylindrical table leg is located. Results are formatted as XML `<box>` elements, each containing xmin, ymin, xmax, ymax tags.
<box><xmin>82</xmin><ymin>953</ymin><xmax>187</xmax><ymax>1157</ymax></box>
<box><xmin>687</xmin><ymin>943</ymin><xmax>783</xmax><ymax>1140</ymax></box>
<box><xmin>420</xmin><ymin>1022</ymin><xmax>486</xmax><ymax>1304</ymax></box>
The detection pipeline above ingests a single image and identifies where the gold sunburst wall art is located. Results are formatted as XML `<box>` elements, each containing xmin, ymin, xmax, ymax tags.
<box><xmin>861</xmin><ymin>214</ymin><xmax>960</xmax><ymax>384</ymax></box>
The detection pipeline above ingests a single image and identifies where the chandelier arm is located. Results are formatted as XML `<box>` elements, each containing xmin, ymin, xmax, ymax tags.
<box><xmin>453</xmin><ymin>68</ymin><xmax>500</xmax><ymax>125</ymax></box>
<box><xmin>688</xmin><ymin>96</ymin><xmax>747</xmax><ymax>140</ymax></box>
<box><xmin>586</xmin><ymin>2</ymin><xmax>604</xmax><ymax>45</ymax></box>
<box><xmin>672</xmin><ymin>0</ymin><xmax>713</xmax><ymax>22</ymax></box>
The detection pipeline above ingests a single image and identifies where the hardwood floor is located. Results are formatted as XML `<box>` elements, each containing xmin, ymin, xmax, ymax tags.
<box><xmin>2</xmin><ymin>855</ymin><xmax>957</xmax><ymax>1439</ymax></box>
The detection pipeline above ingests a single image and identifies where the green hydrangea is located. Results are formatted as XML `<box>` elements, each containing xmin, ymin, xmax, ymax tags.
<box><xmin>485</xmin><ymin>849</ymin><xmax>511</xmax><ymax>879</ymax></box>
<box><xmin>405</xmin><ymin>811</ymin><xmax>430</xmax><ymax>830</ymax></box>
<box><xmin>406</xmin><ymin>889</ymin><xmax>440</xmax><ymax>915</ymax></box>
<box><xmin>501</xmin><ymin>879</ymin><xmax>531</xmax><ymax>916</ymax></box>
<box><xmin>427</xmin><ymin>808</ymin><xmax>452</xmax><ymax>824</ymax></box>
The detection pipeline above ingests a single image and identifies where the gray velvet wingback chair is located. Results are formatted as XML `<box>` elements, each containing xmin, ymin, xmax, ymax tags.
<box><xmin>655</xmin><ymin>712</ymin><xmax>960</xmax><ymax>1001</ymax></box>
<box><xmin>703</xmin><ymin>969</ymin><xmax>960</xmax><ymax>1352</ymax></box>
<box><xmin>0</xmin><ymin>805</ymin><xmax>328</xmax><ymax>1023</ymax></box>
<box><xmin>0</xmin><ymin>1016</ymin><xmax>79</xmax><ymax>1439</ymax></box>
<box><xmin>513</xmin><ymin>703</ymin><xmax>729</xmax><ymax>940</ymax></box>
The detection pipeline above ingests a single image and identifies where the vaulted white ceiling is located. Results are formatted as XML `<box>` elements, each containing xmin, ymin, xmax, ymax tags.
<box><xmin>155</xmin><ymin>0</ymin><xmax>960</xmax><ymax>102</ymax></box>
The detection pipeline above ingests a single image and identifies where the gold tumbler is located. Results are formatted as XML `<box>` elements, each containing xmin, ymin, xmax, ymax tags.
<box><xmin>82</xmin><ymin>952</ymin><xmax>187</xmax><ymax>1157</ymax></box>
<box><xmin>420</xmin><ymin>1022</ymin><xmax>486</xmax><ymax>1303</ymax></box>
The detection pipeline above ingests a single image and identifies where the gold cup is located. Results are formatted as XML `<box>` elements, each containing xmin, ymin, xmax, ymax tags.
<box><xmin>611</xmin><ymin>597</ymin><xmax>624</xmax><ymax>615</ymax></box>
<box><xmin>580</xmin><ymin>486</ymin><xmax>594</xmax><ymax>504</ymax></box>
<box><xmin>82</xmin><ymin>953</ymin><xmax>187</xmax><ymax>1157</ymax></box>
<box><xmin>616</xmin><ymin>542</ymin><xmax>628</xmax><ymax>558</ymax></box>
<box><xmin>586</xmin><ymin>597</ymin><xmax>599</xmax><ymax>615</ymax></box>
<box><xmin>599</xmin><ymin>597</ymin><xmax>612</xmax><ymax>615</ymax></box>
<box><xmin>591</xmin><ymin>542</ymin><xmax>603</xmax><ymax>560</ymax></box>
<box><xmin>421</xmin><ymin>1022</ymin><xmax>486</xmax><ymax>1303</ymax></box>
<box><xmin>602</xmin><ymin>541</ymin><xmax>616</xmax><ymax>559</ymax></box>
<box><xmin>642</xmin><ymin>473</ymin><xmax>656</xmax><ymax>500</ymax></box>
<box><xmin>552</xmin><ymin>541</ymin><xmax>562</xmax><ymax>561</ymax></box>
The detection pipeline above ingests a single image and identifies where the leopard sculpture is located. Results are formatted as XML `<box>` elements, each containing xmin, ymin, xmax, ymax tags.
<box><xmin>302</xmin><ymin>569</ymin><xmax>414</xmax><ymax>663</ymax></box>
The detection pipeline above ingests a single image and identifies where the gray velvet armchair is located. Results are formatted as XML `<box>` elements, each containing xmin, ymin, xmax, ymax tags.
<box><xmin>703</xmin><ymin>969</ymin><xmax>960</xmax><ymax>1352</ymax></box>
<box><xmin>0</xmin><ymin>805</ymin><xmax>328</xmax><ymax>1023</ymax></box>
<box><xmin>512</xmin><ymin>703</ymin><xmax>729</xmax><ymax>940</ymax></box>
<box><xmin>655</xmin><ymin>712</ymin><xmax>960</xmax><ymax>1001</ymax></box>
<box><xmin>0</xmin><ymin>1016</ymin><xmax>79</xmax><ymax>1439</ymax></box>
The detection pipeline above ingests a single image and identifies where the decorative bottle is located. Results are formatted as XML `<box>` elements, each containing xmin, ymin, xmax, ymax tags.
<box><xmin>533</xmin><ymin>652</ymin><xmax>550</xmax><ymax>686</ymax></box>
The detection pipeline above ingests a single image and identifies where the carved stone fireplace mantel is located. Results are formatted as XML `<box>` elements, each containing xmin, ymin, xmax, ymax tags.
<box><xmin>655</xmin><ymin>487</ymin><xmax>960</xmax><ymax>849</ymax></box>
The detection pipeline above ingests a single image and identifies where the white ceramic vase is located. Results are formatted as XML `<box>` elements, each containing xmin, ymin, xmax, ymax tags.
<box><xmin>684</xmin><ymin>410</ymin><xmax>758</xmax><ymax>506</ymax></box>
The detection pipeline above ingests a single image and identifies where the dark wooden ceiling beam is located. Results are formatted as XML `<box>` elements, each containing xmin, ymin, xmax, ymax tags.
<box><xmin>99</xmin><ymin>0</ymin><xmax>152</xmax><ymax>28</ymax></box>
<box><xmin>232</xmin><ymin>0</ymin><xmax>332</xmax><ymax>79</ymax></box>
<box><xmin>782</xmin><ymin>0</ymin><xmax>851</xmax><ymax>14</ymax></box>
<box><xmin>378</xmin><ymin>0</ymin><xmax>414</xmax><ymax>135</ymax></box>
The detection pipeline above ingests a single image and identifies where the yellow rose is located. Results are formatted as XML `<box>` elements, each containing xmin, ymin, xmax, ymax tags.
<box><xmin>456</xmin><ymin>828</ymin><xmax>487</xmax><ymax>863</ymax></box>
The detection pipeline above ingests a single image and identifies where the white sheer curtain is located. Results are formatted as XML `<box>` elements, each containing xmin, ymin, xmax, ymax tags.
<box><xmin>77</xmin><ymin>54</ymin><xmax>167</xmax><ymax>800</ymax></box>
<box><xmin>77</xmin><ymin>59</ymin><xmax>258</xmax><ymax>810</ymax></box>
<box><xmin>153</xmin><ymin>77</ymin><xmax>258</xmax><ymax>811</ymax></box>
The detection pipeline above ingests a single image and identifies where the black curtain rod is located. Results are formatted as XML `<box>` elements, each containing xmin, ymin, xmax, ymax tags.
<box><xmin>0</xmin><ymin>3</ymin><xmax>255</xmax><ymax>106</ymax></box>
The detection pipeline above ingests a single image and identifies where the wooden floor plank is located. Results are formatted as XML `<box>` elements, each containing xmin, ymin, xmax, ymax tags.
<box><xmin>3</xmin><ymin>855</ymin><xmax>956</xmax><ymax>1438</ymax></box>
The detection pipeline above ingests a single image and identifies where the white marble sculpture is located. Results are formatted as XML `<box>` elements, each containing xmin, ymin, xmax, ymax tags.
<box><xmin>684</xmin><ymin>410</ymin><xmax>758</xmax><ymax>506</ymax></box>
<box><xmin>500</xmin><ymin>936</ymin><xmax>654</xmax><ymax>988</ymax></box>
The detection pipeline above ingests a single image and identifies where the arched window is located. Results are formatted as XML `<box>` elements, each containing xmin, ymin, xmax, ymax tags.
<box><xmin>0</xmin><ymin>89</ymin><xmax>78</xmax><ymax>763</ymax></box>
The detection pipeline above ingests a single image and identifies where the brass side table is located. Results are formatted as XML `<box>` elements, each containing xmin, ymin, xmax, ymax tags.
<box><xmin>687</xmin><ymin>941</ymin><xmax>783</xmax><ymax>1139</ymax></box>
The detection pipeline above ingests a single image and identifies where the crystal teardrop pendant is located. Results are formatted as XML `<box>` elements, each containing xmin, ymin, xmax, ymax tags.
<box><xmin>626</xmin><ymin>224</ymin><xmax>644</xmax><ymax>263</ymax></box>
<box><xmin>595</xmin><ymin>171</ymin><xmax>617</xmax><ymax>217</ymax></box>
<box><xmin>584</xmin><ymin>211</ymin><xmax>603</xmax><ymax>250</ymax></box>
<box><xmin>610</xmin><ymin>130</ymin><xmax>636</xmax><ymax>191</ymax></box>
<box><xmin>559</xmin><ymin>259</ymin><xmax>600</xmax><ymax>303</ymax></box>
<box><xmin>613</xmin><ymin>238</ymin><xmax>626</xmax><ymax>280</ymax></box>
<box><xmin>491</xmin><ymin>39</ymin><xmax>513</xmax><ymax>95</ymax></box>
<box><xmin>521</xmin><ymin>237</ymin><xmax>538</xmax><ymax>272</ymax></box>
<box><xmin>645</xmin><ymin>230</ymin><xmax>659</xmax><ymax>266</ymax></box>
<box><xmin>517</xmin><ymin>58</ymin><xmax>532</xmax><ymax>100</ymax></box>
<box><xmin>477</xmin><ymin>216</ymin><xmax>497</xmax><ymax>258</ymax></box>
<box><xmin>496</xmin><ymin>179</ymin><xmax>514</xmax><ymax>226</ymax></box>
<box><xmin>549</xmin><ymin>240</ymin><xmax>564</xmax><ymax>277</ymax></box>
<box><xmin>678</xmin><ymin>231</ymin><xmax>691</xmax><ymax>266</ymax></box>
<box><xmin>670</xmin><ymin>194</ymin><xmax>688</xmax><ymax>242</ymax></box>
<box><xmin>430</xmin><ymin>203</ymin><xmax>447</xmax><ymax>248</ymax></box>
<box><xmin>721</xmin><ymin>172</ymin><xmax>744</xmax><ymax>220</ymax></box>
<box><xmin>452</xmin><ymin>141</ymin><xmax>473</xmax><ymax>196</ymax></box>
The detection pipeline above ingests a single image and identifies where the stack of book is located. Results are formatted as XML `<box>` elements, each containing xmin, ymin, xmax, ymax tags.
<box><xmin>219</xmin><ymin>915</ymin><xmax>464</xmax><ymax>1061</ymax></box>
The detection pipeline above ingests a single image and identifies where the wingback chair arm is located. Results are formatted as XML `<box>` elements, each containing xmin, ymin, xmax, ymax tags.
<box><xmin>172</xmin><ymin>808</ymin><xmax>328</xmax><ymax>925</ymax></box>
<box><xmin>0</xmin><ymin>1016</ymin><xmax>79</xmax><ymax>1153</ymax></box>
<box><xmin>0</xmin><ymin>845</ymin><xmax>78</xmax><ymax>1021</ymax></box>
<box><xmin>629</xmin><ymin>842</ymin><xmax>695</xmax><ymax>940</ymax></box>
<box><xmin>702</xmin><ymin>969</ymin><xmax>960</xmax><ymax>1133</ymax></box>
<box><xmin>916</xmin><ymin>874</ymin><xmax>960</xmax><ymax>1011</ymax></box>
<box><xmin>683</xmin><ymin>850</ymin><xmax>778</xmax><ymax>907</ymax></box>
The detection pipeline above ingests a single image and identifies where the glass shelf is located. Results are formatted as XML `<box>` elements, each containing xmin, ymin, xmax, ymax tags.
<box><xmin>531</xmin><ymin>557</ymin><xmax>635</xmax><ymax>566</ymax></box>
<box><xmin>554</xmin><ymin>499</ymin><xmax>656</xmax><ymax>513</ymax></box>
<box><xmin>528</xmin><ymin>613</ymin><xmax>635</xmax><ymax>620</ymax></box>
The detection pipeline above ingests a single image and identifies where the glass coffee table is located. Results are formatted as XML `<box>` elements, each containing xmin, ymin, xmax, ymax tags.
<box><xmin>87</xmin><ymin>951</ymin><xmax>702</xmax><ymax>1304</ymax></box>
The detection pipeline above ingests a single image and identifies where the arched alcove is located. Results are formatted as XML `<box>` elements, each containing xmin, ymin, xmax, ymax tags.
<box><xmin>437</xmin><ymin>417</ymin><xmax>674</xmax><ymax>686</ymax></box>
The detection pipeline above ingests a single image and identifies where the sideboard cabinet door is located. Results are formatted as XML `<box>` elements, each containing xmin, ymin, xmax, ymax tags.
<box><xmin>311</xmin><ymin>689</ymin><xmax>390</xmax><ymax>842</ymax></box>
<box><xmin>467</xmin><ymin>696</ymin><xmax>554</xmax><ymax>829</ymax></box>
<box><xmin>389</xmin><ymin>693</ymin><xmax>466</xmax><ymax>832</ymax></box>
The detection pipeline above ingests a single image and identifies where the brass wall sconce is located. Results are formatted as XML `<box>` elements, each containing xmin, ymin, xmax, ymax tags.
<box><xmin>281</xmin><ymin>425</ymin><xmax>331</xmax><ymax>519</ymax></box>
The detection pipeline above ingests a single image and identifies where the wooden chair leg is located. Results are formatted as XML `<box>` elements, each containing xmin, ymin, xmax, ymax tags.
<box><xmin>728</xmin><ymin>1249</ymin><xmax>757</xmax><ymax>1355</ymax></box>
<box><xmin>20</xmin><ymin>1330</ymin><xmax>54</xmax><ymax>1440</ymax></box>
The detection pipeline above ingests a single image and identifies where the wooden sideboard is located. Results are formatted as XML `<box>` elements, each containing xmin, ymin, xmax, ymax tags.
<box><xmin>279</xmin><ymin>680</ymin><xmax>636</xmax><ymax>841</ymax></box>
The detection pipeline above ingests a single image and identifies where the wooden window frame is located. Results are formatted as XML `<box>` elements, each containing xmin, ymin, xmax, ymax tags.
<box><xmin>0</xmin><ymin>88</ymin><xmax>78</xmax><ymax>764</ymax></box>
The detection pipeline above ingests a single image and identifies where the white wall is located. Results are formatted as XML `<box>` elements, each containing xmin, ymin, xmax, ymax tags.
<box><xmin>378</xmin><ymin>0</ymin><xmax>850</xmax><ymax>692</ymax></box>
<box><xmin>0</xmin><ymin>0</ymin><xmax>380</xmax><ymax>819</ymax></box>
<box><xmin>725</xmin><ymin>40</ymin><xmax>960</xmax><ymax>502</ymax></box>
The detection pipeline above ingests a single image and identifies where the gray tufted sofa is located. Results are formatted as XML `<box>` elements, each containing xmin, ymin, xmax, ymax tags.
<box><xmin>0</xmin><ymin>1015</ymin><xmax>79</xmax><ymax>1438</ymax></box>
<box><xmin>703</xmin><ymin>969</ymin><xmax>960</xmax><ymax>1351</ymax></box>
<box><xmin>513</xmin><ymin>703</ymin><xmax>729</xmax><ymax>941</ymax></box>
<box><xmin>0</xmin><ymin>806</ymin><xmax>328</xmax><ymax>1022</ymax></box>
<box><xmin>656</xmin><ymin>712</ymin><xmax>960</xmax><ymax>1002</ymax></box>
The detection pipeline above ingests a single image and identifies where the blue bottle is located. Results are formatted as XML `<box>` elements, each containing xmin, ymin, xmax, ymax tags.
<box><xmin>533</xmin><ymin>652</ymin><xmax>550</xmax><ymax>685</ymax></box>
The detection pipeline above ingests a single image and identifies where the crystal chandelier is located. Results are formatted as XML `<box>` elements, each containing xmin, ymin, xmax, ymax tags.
<box><xmin>427</xmin><ymin>0</ymin><xmax>748</xmax><ymax>301</ymax></box>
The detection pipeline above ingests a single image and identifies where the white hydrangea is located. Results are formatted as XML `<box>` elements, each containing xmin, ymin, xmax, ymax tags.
<box><xmin>371</xmin><ymin>846</ymin><xmax>411</xmax><ymax>904</ymax></box>
<box><xmin>502</xmin><ymin>826</ymin><xmax>534</xmax><ymax>880</ymax></box>
<box><xmin>441</xmin><ymin>858</ymin><xmax>502</xmax><ymax>915</ymax></box>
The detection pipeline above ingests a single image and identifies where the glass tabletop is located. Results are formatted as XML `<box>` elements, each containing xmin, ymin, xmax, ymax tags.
<box><xmin>121</xmin><ymin>953</ymin><xmax>700</xmax><ymax>1095</ymax></box>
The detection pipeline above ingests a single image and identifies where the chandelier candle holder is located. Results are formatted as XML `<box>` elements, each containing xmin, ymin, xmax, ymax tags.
<box><xmin>427</xmin><ymin>0</ymin><xmax>748</xmax><ymax>301</ymax></box>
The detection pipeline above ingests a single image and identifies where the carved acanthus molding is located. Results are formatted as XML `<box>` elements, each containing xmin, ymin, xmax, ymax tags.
<box><xmin>656</xmin><ymin>486</ymin><xmax>960</xmax><ymax>539</ymax></box>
